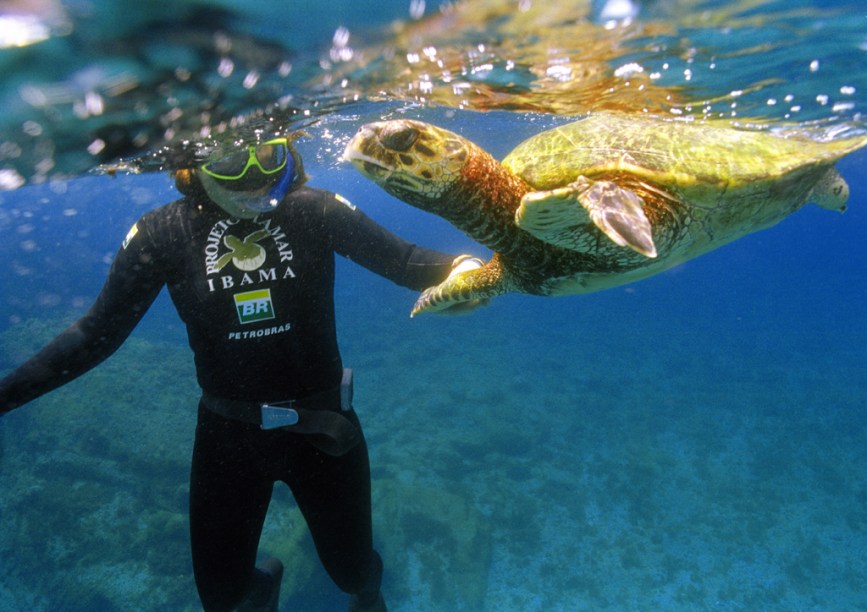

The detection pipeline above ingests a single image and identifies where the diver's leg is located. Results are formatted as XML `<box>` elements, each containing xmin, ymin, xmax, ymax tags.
<box><xmin>189</xmin><ymin>402</ymin><xmax>274</xmax><ymax>611</ymax></box>
<box><xmin>286</xmin><ymin>410</ymin><xmax>385</xmax><ymax>609</ymax></box>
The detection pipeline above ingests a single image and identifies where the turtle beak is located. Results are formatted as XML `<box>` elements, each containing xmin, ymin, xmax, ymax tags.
<box><xmin>343</xmin><ymin>124</ymin><xmax>395</xmax><ymax>180</ymax></box>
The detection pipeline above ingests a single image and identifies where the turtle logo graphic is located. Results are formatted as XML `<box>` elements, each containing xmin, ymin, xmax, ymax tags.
<box><xmin>213</xmin><ymin>230</ymin><xmax>271</xmax><ymax>272</ymax></box>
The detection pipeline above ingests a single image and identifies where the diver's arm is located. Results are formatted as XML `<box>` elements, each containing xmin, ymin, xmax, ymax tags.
<box><xmin>0</xmin><ymin>222</ymin><xmax>164</xmax><ymax>414</ymax></box>
<box><xmin>324</xmin><ymin>191</ymin><xmax>459</xmax><ymax>289</ymax></box>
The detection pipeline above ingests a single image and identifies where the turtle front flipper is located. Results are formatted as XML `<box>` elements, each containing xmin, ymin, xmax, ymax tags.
<box><xmin>411</xmin><ymin>256</ymin><xmax>508</xmax><ymax>317</ymax></box>
<box><xmin>516</xmin><ymin>177</ymin><xmax>658</xmax><ymax>258</ymax></box>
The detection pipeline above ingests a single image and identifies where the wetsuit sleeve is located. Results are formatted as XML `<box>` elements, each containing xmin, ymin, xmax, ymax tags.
<box><xmin>323</xmin><ymin>192</ymin><xmax>456</xmax><ymax>290</ymax></box>
<box><xmin>0</xmin><ymin>216</ymin><xmax>165</xmax><ymax>414</ymax></box>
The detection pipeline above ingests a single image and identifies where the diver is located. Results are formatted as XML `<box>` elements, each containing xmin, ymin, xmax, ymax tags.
<box><xmin>0</xmin><ymin>122</ymin><xmax>483</xmax><ymax>611</ymax></box>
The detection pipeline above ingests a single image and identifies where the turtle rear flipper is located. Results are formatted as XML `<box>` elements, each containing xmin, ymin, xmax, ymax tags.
<box><xmin>411</xmin><ymin>257</ymin><xmax>508</xmax><ymax>317</ymax></box>
<box><xmin>809</xmin><ymin>167</ymin><xmax>849</xmax><ymax>212</ymax></box>
<box><xmin>516</xmin><ymin>178</ymin><xmax>658</xmax><ymax>258</ymax></box>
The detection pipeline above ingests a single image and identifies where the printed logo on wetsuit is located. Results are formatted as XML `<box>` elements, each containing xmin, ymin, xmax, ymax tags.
<box><xmin>234</xmin><ymin>289</ymin><xmax>276</xmax><ymax>324</ymax></box>
<box><xmin>204</xmin><ymin>217</ymin><xmax>297</xmax><ymax>293</ymax></box>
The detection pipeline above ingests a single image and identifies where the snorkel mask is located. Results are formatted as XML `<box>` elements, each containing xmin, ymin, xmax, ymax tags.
<box><xmin>198</xmin><ymin>133</ymin><xmax>306</xmax><ymax>218</ymax></box>
<box><xmin>93</xmin><ymin>115</ymin><xmax>311</xmax><ymax>218</ymax></box>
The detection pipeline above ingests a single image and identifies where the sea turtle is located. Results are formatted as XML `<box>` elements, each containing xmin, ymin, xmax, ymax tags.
<box><xmin>344</xmin><ymin>112</ymin><xmax>865</xmax><ymax>316</ymax></box>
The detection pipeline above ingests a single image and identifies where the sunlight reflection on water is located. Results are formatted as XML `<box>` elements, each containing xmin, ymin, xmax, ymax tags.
<box><xmin>0</xmin><ymin>0</ymin><xmax>864</xmax><ymax>188</ymax></box>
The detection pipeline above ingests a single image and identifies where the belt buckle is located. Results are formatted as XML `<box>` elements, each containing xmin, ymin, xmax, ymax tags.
<box><xmin>260</xmin><ymin>401</ymin><xmax>299</xmax><ymax>430</ymax></box>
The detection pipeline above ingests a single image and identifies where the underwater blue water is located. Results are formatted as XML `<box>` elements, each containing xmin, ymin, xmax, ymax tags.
<box><xmin>1</xmin><ymin>1</ymin><xmax>865</xmax><ymax>610</ymax></box>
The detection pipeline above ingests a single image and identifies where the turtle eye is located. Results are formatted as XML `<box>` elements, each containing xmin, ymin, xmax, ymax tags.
<box><xmin>380</xmin><ymin>123</ymin><xmax>419</xmax><ymax>152</ymax></box>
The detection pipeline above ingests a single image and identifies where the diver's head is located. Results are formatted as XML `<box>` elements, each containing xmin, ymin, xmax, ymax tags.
<box><xmin>168</xmin><ymin>120</ymin><xmax>307</xmax><ymax>218</ymax></box>
<box><xmin>196</xmin><ymin>134</ymin><xmax>305</xmax><ymax>219</ymax></box>
<box><xmin>99</xmin><ymin>115</ymin><xmax>311</xmax><ymax>216</ymax></box>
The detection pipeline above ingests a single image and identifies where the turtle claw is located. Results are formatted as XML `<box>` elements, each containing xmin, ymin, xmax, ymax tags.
<box><xmin>410</xmin><ymin>279</ymin><xmax>477</xmax><ymax>317</ymax></box>
<box><xmin>411</xmin><ymin>290</ymin><xmax>488</xmax><ymax>317</ymax></box>
<box><xmin>410</xmin><ymin>286</ymin><xmax>443</xmax><ymax>317</ymax></box>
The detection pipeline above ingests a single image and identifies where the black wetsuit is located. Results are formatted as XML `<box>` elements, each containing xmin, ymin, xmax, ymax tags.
<box><xmin>0</xmin><ymin>186</ymin><xmax>455</xmax><ymax>609</ymax></box>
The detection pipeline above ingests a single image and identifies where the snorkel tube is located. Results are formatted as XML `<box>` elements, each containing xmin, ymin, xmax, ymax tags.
<box><xmin>251</xmin><ymin>148</ymin><xmax>299</xmax><ymax>213</ymax></box>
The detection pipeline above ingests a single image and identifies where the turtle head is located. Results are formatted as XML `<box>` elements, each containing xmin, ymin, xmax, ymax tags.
<box><xmin>343</xmin><ymin>120</ymin><xmax>471</xmax><ymax>212</ymax></box>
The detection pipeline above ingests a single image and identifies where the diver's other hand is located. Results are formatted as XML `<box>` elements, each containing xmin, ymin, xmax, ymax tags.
<box><xmin>435</xmin><ymin>255</ymin><xmax>489</xmax><ymax>316</ymax></box>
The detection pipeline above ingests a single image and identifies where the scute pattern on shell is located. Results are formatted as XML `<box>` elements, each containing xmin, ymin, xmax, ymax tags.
<box><xmin>503</xmin><ymin>113</ymin><xmax>864</xmax><ymax>192</ymax></box>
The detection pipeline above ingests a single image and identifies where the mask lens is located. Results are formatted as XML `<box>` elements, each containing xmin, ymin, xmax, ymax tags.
<box><xmin>203</xmin><ymin>149</ymin><xmax>251</xmax><ymax>179</ymax></box>
<box><xmin>201</xmin><ymin>138</ymin><xmax>290</xmax><ymax>180</ymax></box>
<box><xmin>255</xmin><ymin>141</ymin><xmax>288</xmax><ymax>173</ymax></box>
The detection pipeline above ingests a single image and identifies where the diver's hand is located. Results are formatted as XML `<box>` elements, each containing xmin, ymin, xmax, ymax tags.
<box><xmin>433</xmin><ymin>255</ymin><xmax>489</xmax><ymax>316</ymax></box>
<box><xmin>449</xmin><ymin>254</ymin><xmax>485</xmax><ymax>276</ymax></box>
